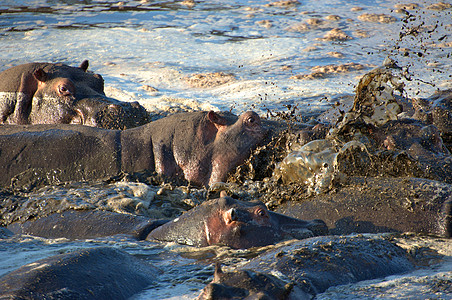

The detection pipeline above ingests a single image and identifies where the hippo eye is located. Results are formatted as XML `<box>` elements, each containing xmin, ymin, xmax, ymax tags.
<box><xmin>245</xmin><ymin>116</ymin><xmax>256</xmax><ymax>127</ymax></box>
<box><xmin>59</xmin><ymin>85</ymin><xmax>72</xmax><ymax>96</ymax></box>
<box><xmin>256</xmin><ymin>208</ymin><xmax>267</xmax><ymax>217</ymax></box>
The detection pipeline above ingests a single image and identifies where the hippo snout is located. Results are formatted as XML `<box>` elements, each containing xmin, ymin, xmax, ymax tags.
<box><xmin>73</xmin><ymin>97</ymin><xmax>150</xmax><ymax>129</ymax></box>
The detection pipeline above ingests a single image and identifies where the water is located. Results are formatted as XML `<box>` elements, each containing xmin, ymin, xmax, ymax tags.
<box><xmin>1</xmin><ymin>0</ymin><xmax>451</xmax><ymax>299</ymax></box>
<box><xmin>1</xmin><ymin>0</ymin><xmax>450</xmax><ymax>116</ymax></box>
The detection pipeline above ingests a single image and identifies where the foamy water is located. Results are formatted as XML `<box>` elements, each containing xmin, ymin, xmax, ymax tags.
<box><xmin>1</xmin><ymin>0</ymin><xmax>450</xmax><ymax>117</ymax></box>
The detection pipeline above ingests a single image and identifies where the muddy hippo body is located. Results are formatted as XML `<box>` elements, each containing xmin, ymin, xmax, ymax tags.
<box><xmin>142</xmin><ymin>110</ymin><xmax>266</xmax><ymax>186</ymax></box>
<box><xmin>412</xmin><ymin>89</ymin><xmax>452</xmax><ymax>152</ymax></box>
<box><xmin>0</xmin><ymin>247</ymin><xmax>160</xmax><ymax>300</ymax></box>
<box><xmin>276</xmin><ymin>177</ymin><xmax>452</xmax><ymax>237</ymax></box>
<box><xmin>199</xmin><ymin>235</ymin><xmax>414</xmax><ymax>299</ymax></box>
<box><xmin>7</xmin><ymin>210</ymin><xmax>169</xmax><ymax>240</ymax></box>
<box><xmin>0</xmin><ymin>61</ymin><xmax>150</xmax><ymax>129</ymax></box>
<box><xmin>0</xmin><ymin>110</ymin><xmax>266</xmax><ymax>188</ymax></box>
<box><xmin>198</xmin><ymin>263</ymin><xmax>310</xmax><ymax>300</ymax></box>
<box><xmin>0</xmin><ymin>124</ymin><xmax>121</xmax><ymax>189</ymax></box>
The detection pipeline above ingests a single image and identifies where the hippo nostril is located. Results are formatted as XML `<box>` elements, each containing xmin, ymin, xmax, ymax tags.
<box><xmin>72</xmin><ymin>108</ymin><xmax>86</xmax><ymax>125</ymax></box>
<box><xmin>230</xmin><ymin>208</ymin><xmax>237</xmax><ymax>221</ymax></box>
<box><xmin>108</xmin><ymin>104</ymin><xmax>121</xmax><ymax>113</ymax></box>
<box><xmin>225</xmin><ymin>208</ymin><xmax>237</xmax><ymax>224</ymax></box>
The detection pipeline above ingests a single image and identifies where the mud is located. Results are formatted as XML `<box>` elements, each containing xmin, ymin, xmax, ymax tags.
<box><xmin>184</xmin><ymin>72</ymin><xmax>236</xmax><ymax>88</ymax></box>
<box><xmin>290</xmin><ymin>63</ymin><xmax>366</xmax><ymax>80</ymax></box>
<box><xmin>265</xmin><ymin>0</ymin><xmax>300</xmax><ymax>8</ymax></box>
<box><xmin>316</xmin><ymin>28</ymin><xmax>353</xmax><ymax>41</ymax></box>
<box><xmin>358</xmin><ymin>13</ymin><xmax>397</xmax><ymax>23</ymax></box>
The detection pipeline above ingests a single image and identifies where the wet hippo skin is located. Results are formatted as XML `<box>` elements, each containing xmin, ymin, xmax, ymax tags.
<box><xmin>199</xmin><ymin>235</ymin><xmax>414</xmax><ymax>299</ymax></box>
<box><xmin>147</xmin><ymin>193</ymin><xmax>327</xmax><ymax>249</ymax></box>
<box><xmin>0</xmin><ymin>110</ymin><xmax>266</xmax><ymax>188</ymax></box>
<box><xmin>7</xmin><ymin>193</ymin><xmax>327</xmax><ymax>249</ymax></box>
<box><xmin>276</xmin><ymin>177</ymin><xmax>452</xmax><ymax>237</ymax></box>
<box><xmin>7</xmin><ymin>210</ymin><xmax>169</xmax><ymax>240</ymax></box>
<box><xmin>0</xmin><ymin>247</ymin><xmax>160</xmax><ymax>300</ymax></box>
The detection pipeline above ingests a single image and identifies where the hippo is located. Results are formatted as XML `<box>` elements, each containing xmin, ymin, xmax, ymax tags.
<box><xmin>0</xmin><ymin>110</ymin><xmax>266</xmax><ymax>188</ymax></box>
<box><xmin>7</xmin><ymin>210</ymin><xmax>169</xmax><ymax>240</ymax></box>
<box><xmin>0</xmin><ymin>247</ymin><xmax>160</xmax><ymax>300</ymax></box>
<box><xmin>198</xmin><ymin>263</ymin><xmax>310</xmax><ymax>300</ymax></box>
<box><xmin>7</xmin><ymin>193</ymin><xmax>327</xmax><ymax>249</ymax></box>
<box><xmin>276</xmin><ymin>177</ymin><xmax>452</xmax><ymax>237</ymax></box>
<box><xmin>199</xmin><ymin>235</ymin><xmax>414</xmax><ymax>299</ymax></box>
<box><xmin>412</xmin><ymin>89</ymin><xmax>452</xmax><ymax>152</ymax></box>
<box><xmin>0</xmin><ymin>61</ymin><xmax>150</xmax><ymax>129</ymax></box>
<box><xmin>147</xmin><ymin>192</ymin><xmax>328</xmax><ymax>248</ymax></box>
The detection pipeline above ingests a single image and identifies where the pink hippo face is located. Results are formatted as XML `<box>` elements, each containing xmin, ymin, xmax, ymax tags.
<box><xmin>147</xmin><ymin>193</ymin><xmax>327</xmax><ymax>249</ymax></box>
<box><xmin>204</xmin><ymin>196</ymin><xmax>276</xmax><ymax>248</ymax></box>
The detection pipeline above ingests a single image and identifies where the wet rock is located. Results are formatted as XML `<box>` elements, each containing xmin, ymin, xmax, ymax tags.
<box><xmin>393</xmin><ymin>3</ymin><xmax>420</xmax><ymax>10</ymax></box>
<box><xmin>316</xmin><ymin>28</ymin><xmax>353</xmax><ymax>41</ymax></box>
<box><xmin>358</xmin><ymin>13</ymin><xmax>397</xmax><ymax>23</ymax></box>
<box><xmin>265</xmin><ymin>0</ymin><xmax>300</xmax><ymax>8</ymax></box>
<box><xmin>426</xmin><ymin>2</ymin><xmax>452</xmax><ymax>10</ymax></box>
<box><xmin>290</xmin><ymin>63</ymin><xmax>365</xmax><ymax>80</ymax></box>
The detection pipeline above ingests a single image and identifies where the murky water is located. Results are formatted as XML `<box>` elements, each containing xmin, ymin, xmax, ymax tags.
<box><xmin>1</xmin><ymin>0</ymin><xmax>451</xmax><ymax>299</ymax></box>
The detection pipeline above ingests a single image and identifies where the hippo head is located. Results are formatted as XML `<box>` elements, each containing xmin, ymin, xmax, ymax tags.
<box><xmin>208</xmin><ymin>111</ymin><xmax>267</xmax><ymax>186</ymax></box>
<box><xmin>203</xmin><ymin>195</ymin><xmax>282</xmax><ymax>249</ymax></box>
<box><xmin>147</xmin><ymin>192</ymin><xmax>327</xmax><ymax>249</ymax></box>
<box><xmin>26</xmin><ymin>67</ymin><xmax>77</xmax><ymax>124</ymax></box>
<box><xmin>25</xmin><ymin>61</ymin><xmax>149</xmax><ymax>128</ymax></box>
<box><xmin>26</xmin><ymin>61</ymin><xmax>98</xmax><ymax>124</ymax></box>
<box><xmin>197</xmin><ymin>263</ymin><xmax>302</xmax><ymax>300</ymax></box>
<box><xmin>70</xmin><ymin>97</ymin><xmax>151</xmax><ymax>129</ymax></box>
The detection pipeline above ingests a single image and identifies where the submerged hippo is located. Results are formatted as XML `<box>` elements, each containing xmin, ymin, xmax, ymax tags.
<box><xmin>147</xmin><ymin>192</ymin><xmax>327</xmax><ymax>248</ymax></box>
<box><xmin>7</xmin><ymin>193</ymin><xmax>327</xmax><ymax>249</ymax></box>
<box><xmin>0</xmin><ymin>61</ymin><xmax>150</xmax><ymax>129</ymax></box>
<box><xmin>0</xmin><ymin>110</ymin><xmax>266</xmax><ymax>188</ymax></box>
<box><xmin>198</xmin><ymin>235</ymin><xmax>414</xmax><ymax>299</ymax></box>
<box><xmin>0</xmin><ymin>247</ymin><xmax>160</xmax><ymax>300</ymax></box>
<box><xmin>198</xmin><ymin>263</ymin><xmax>309</xmax><ymax>300</ymax></box>
<box><xmin>276</xmin><ymin>177</ymin><xmax>452</xmax><ymax>237</ymax></box>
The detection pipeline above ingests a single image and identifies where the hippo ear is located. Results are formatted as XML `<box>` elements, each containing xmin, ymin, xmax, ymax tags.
<box><xmin>33</xmin><ymin>68</ymin><xmax>47</xmax><ymax>82</ymax></box>
<box><xmin>79</xmin><ymin>60</ymin><xmax>89</xmax><ymax>72</ymax></box>
<box><xmin>207</xmin><ymin>111</ymin><xmax>227</xmax><ymax>126</ymax></box>
<box><xmin>213</xmin><ymin>263</ymin><xmax>223</xmax><ymax>282</ymax></box>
